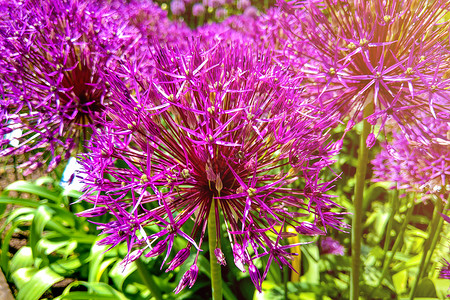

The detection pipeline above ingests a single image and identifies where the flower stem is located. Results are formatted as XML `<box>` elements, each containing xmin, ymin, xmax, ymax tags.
<box><xmin>350</xmin><ymin>102</ymin><xmax>373</xmax><ymax>300</ymax></box>
<box><xmin>135</xmin><ymin>258</ymin><xmax>163</xmax><ymax>300</ymax></box>
<box><xmin>208</xmin><ymin>199</ymin><xmax>222</xmax><ymax>300</ymax></box>
<box><xmin>409</xmin><ymin>196</ymin><xmax>449</xmax><ymax>299</ymax></box>
<box><xmin>13</xmin><ymin>156</ymin><xmax>18</xmax><ymax>181</ymax></box>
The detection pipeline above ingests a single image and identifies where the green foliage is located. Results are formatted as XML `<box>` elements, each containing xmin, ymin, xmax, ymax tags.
<box><xmin>0</xmin><ymin>177</ymin><xmax>160</xmax><ymax>299</ymax></box>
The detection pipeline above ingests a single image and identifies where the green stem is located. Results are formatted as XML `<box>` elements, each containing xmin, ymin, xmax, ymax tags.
<box><xmin>208</xmin><ymin>199</ymin><xmax>222</xmax><ymax>300</ymax></box>
<box><xmin>409</xmin><ymin>196</ymin><xmax>450</xmax><ymax>299</ymax></box>
<box><xmin>369</xmin><ymin>192</ymin><xmax>415</xmax><ymax>298</ymax></box>
<box><xmin>350</xmin><ymin>103</ymin><xmax>373</xmax><ymax>300</ymax></box>
<box><xmin>135</xmin><ymin>258</ymin><xmax>163</xmax><ymax>300</ymax></box>
<box><xmin>13</xmin><ymin>155</ymin><xmax>18</xmax><ymax>181</ymax></box>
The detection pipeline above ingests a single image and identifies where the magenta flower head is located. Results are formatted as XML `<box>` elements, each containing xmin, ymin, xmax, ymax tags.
<box><xmin>192</xmin><ymin>3</ymin><xmax>206</xmax><ymax>17</ymax></box>
<box><xmin>78</xmin><ymin>41</ymin><xmax>348</xmax><ymax>292</ymax></box>
<box><xmin>372</xmin><ymin>114</ymin><xmax>450</xmax><ymax>200</ymax></box>
<box><xmin>171</xmin><ymin>0</ymin><xmax>186</xmax><ymax>16</ymax></box>
<box><xmin>215</xmin><ymin>8</ymin><xmax>228</xmax><ymax>20</ymax></box>
<box><xmin>320</xmin><ymin>236</ymin><xmax>345</xmax><ymax>256</ymax></box>
<box><xmin>0</xmin><ymin>0</ymin><xmax>141</xmax><ymax>174</ymax></box>
<box><xmin>281</xmin><ymin>0</ymin><xmax>450</xmax><ymax>143</ymax></box>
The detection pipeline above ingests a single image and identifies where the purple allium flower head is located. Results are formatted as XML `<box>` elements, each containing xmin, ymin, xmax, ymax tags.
<box><xmin>320</xmin><ymin>236</ymin><xmax>345</xmax><ymax>256</ymax></box>
<box><xmin>171</xmin><ymin>0</ymin><xmax>186</xmax><ymax>16</ymax></box>
<box><xmin>105</xmin><ymin>0</ymin><xmax>191</xmax><ymax>53</ymax></box>
<box><xmin>244</xmin><ymin>6</ymin><xmax>259</xmax><ymax>18</ymax></box>
<box><xmin>215</xmin><ymin>7</ymin><xmax>228</xmax><ymax>19</ymax></box>
<box><xmin>78</xmin><ymin>41</ymin><xmax>346</xmax><ymax>292</ymax></box>
<box><xmin>237</xmin><ymin>0</ymin><xmax>251</xmax><ymax>10</ymax></box>
<box><xmin>0</xmin><ymin>0</ymin><xmax>141</xmax><ymax>174</ymax></box>
<box><xmin>192</xmin><ymin>3</ymin><xmax>206</xmax><ymax>17</ymax></box>
<box><xmin>372</xmin><ymin>115</ymin><xmax>450</xmax><ymax>199</ymax></box>
<box><xmin>195</xmin><ymin>6</ymin><xmax>288</xmax><ymax>50</ymax></box>
<box><xmin>281</xmin><ymin>0</ymin><xmax>450</xmax><ymax>143</ymax></box>
<box><xmin>204</xmin><ymin>0</ymin><xmax>225</xmax><ymax>9</ymax></box>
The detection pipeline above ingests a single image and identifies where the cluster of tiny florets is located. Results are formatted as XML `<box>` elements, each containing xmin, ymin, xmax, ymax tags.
<box><xmin>0</xmin><ymin>0</ymin><xmax>143</xmax><ymax>173</ymax></box>
<box><xmin>372</xmin><ymin>114</ymin><xmax>450</xmax><ymax>200</ymax></box>
<box><xmin>280</xmin><ymin>0</ymin><xmax>450</xmax><ymax>144</ymax></box>
<box><xmin>77</xmin><ymin>42</ymin><xmax>348</xmax><ymax>292</ymax></box>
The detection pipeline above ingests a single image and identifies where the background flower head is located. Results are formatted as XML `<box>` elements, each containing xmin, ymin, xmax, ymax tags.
<box><xmin>0</xmin><ymin>0</ymin><xmax>143</xmax><ymax>174</ymax></box>
<box><xmin>281</xmin><ymin>0</ymin><xmax>450</xmax><ymax>143</ymax></box>
<box><xmin>372</xmin><ymin>114</ymin><xmax>450</xmax><ymax>200</ymax></box>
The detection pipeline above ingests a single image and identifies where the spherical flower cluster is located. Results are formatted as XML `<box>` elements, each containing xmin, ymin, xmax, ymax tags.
<box><xmin>372</xmin><ymin>114</ymin><xmax>450</xmax><ymax>200</ymax></box>
<box><xmin>194</xmin><ymin>5</ymin><xmax>297</xmax><ymax>60</ymax></box>
<box><xmin>320</xmin><ymin>236</ymin><xmax>345</xmax><ymax>256</ymax></box>
<box><xmin>281</xmin><ymin>0</ymin><xmax>450</xmax><ymax>144</ymax></box>
<box><xmin>192</xmin><ymin>3</ymin><xmax>206</xmax><ymax>17</ymax></box>
<box><xmin>78</xmin><ymin>42</ymin><xmax>348</xmax><ymax>292</ymax></box>
<box><xmin>106</xmin><ymin>0</ymin><xmax>192</xmax><ymax>48</ymax></box>
<box><xmin>0</xmin><ymin>0</ymin><xmax>142</xmax><ymax>174</ymax></box>
<box><xmin>215</xmin><ymin>7</ymin><xmax>228</xmax><ymax>19</ymax></box>
<box><xmin>171</xmin><ymin>0</ymin><xmax>186</xmax><ymax>16</ymax></box>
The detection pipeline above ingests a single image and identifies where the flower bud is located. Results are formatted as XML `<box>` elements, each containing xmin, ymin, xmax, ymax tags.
<box><xmin>248</xmin><ymin>263</ymin><xmax>262</xmax><ymax>293</ymax></box>
<box><xmin>145</xmin><ymin>239</ymin><xmax>167</xmax><ymax>258</ymax></box>
<box><xmin>214</xmin><ymin>248</ymin><xmax>226</xmax><ymax>266</ymax></box>
<box><xmin>166</xmin><ymin>247</ymin><xmax>190</xmax><ymax>272</ymax></box>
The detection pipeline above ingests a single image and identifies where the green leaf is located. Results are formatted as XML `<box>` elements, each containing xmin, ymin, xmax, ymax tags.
<box><xmin>11</xmin><ymin>267</ymin><xmax>37</xmax><ymax>290</ymax></box>
<box><xmin>398</xmin><ymin>298</ymin><xmax>439</xmax><ymax>300</ymax></box>
<box><xmin>34</xmin><ymin>176</ymin><xmax>55</xmax><ymax>186</ymax></box>
<box><xmin>222</xmin><ymin>280</ymin><xmax>238</xmax><ymax>300</ymax></box>
<box><xmin>415</xmin><ymin>278</ymin><xmax>438</xmax><ymax>298</ymax></box>
<box><xmin>432</xmin><ymin>278</ymin><xmax>450</xmax><ymax>299</ymax></box>
<box><xmin>302</xmin><ymin>244</ymin><xmax>320</xmax><ymax>285</ymax></box>
<box><xmin>62</xmin><ymin>189</ymin><xmax>83</xmax><ymax>199</ymax></box>
<box><xmin>95</xmin><ymin>257</ymin><xmax>117</xmax><ymax>283</ymax></box>
<box><xmin>1</xmin><ymin>207</ymin><xmax>34</xmax><ymax>233</ymax></box>
<box><xmin>56</xmin><ymin>292</ymin><xmax>121</xmax><ymax>300</ymax></box>
<box><xmin>46</xmin><ymin>219</ymin><xmax>72</xmax><ymax>236</ymax></box>
<box><xmin>30</xmin><ymin>205</ymin><xmax>54</xmax><ymax>259</ymax></box>
<box><xmin>50</xmin><ymin>257</ymin><xmax>84</xmax><ymax>277</ymax></box>
<box><xmin>68</xmin><ymin>233</ymin><xmax>98</xmax><ymax>244</ymax></box>
<box><xmin>392</xmin><ymin>253</ymin><xmax>421</xmax><ymax>272</ymax></box>
<box><xmin>9</xmin><ymin>246</ymin><xmax>34</xmax><ymax>275</ymax></box>
<box><xmin>0</xmin><ymin>197</ymin><xmax>41</xmax><ymax>208</ymax></box>
<box><xmin>37</xmin><ymin>237</ymin><xmax>72</xmax><ymax>256</ymax></box>
<box><xmin>5</xmin><ymin>181</ymin><xmax>60</xmax><ymax>202</ymax></box>
<box><xmin>392</xmin><ymin>269</ymin><xmax>407</xmax><ymax>295</ymax></box>
<box><xmin>1</xmin><ymin>218</ymin><xmax>30</xmax><ymax>275</ymax></box>
<box><xmin>54</xmin><ymin>281</ymin><xmax>128</xmax><ymax>300</ymax></box>
<box><xmin>88</xmin><ymin>244</ymin><xmax>109</xmax><ymax>284</ymax></box>
<box><xmin>38</xmin><ymin>232</ymin><xmax>79</xmax><ymax>258</ymax></box>
<box><xmin>109</xmin><ymin>260</ymin><xmax>136</xmax><ymax>290</ymax></box>
<box><xmin>196</xmin><ymin>254</ymin><xmax>211</xmax><ymax>277</ymax></box>
<box><xmin>16</xmin><ymin>266</ymin><xmax>64</xmax><ymax>300</ymax></box>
